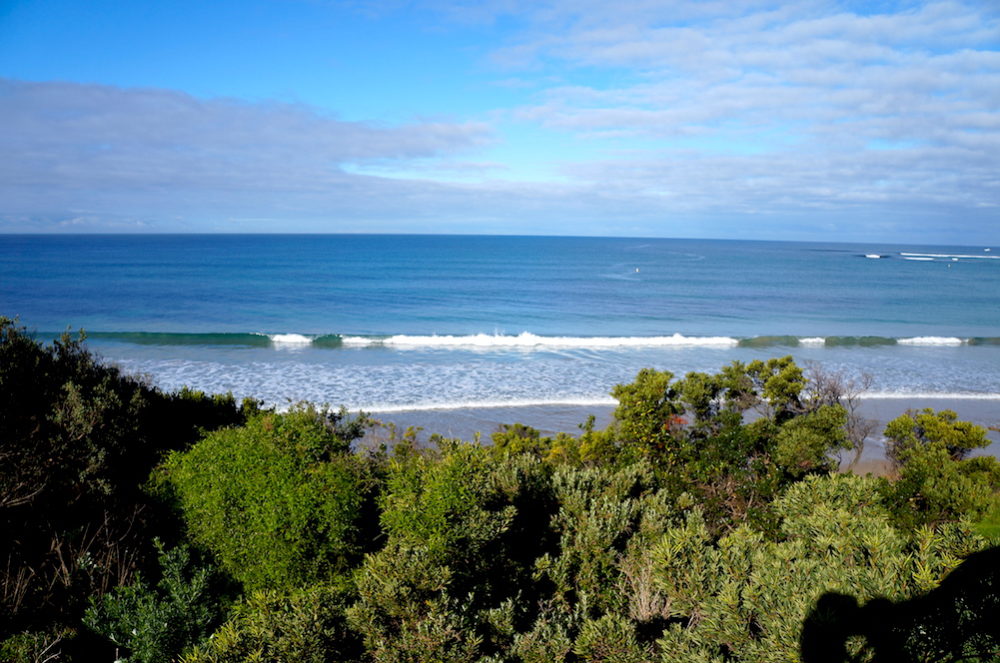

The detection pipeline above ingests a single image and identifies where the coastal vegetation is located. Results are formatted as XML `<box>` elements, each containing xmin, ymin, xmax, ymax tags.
<box><xmin>1</xmin><ymin>318</ymin><xmax>998</xmax><ymax>662</ymax></box>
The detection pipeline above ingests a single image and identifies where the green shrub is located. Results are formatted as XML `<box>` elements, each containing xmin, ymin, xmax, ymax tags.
<box><xmin>378</xmin><ymin>441</ymin><xmax>517</xmax><ymax>561</ymax></box>
<box><xmin>601</xmin><ymin>358</ymin><xmax>857</xmax><ymax>534</ymax></box>
<box><xmin>349</xmin><ymin>443</ymin><xmax>556</xmax><ymax>661</ymax></box>
<box><xmin>83</xmin><ymin>541</ymin><xmax>228</xmax><ymax>663</ymax></box>
<box><xmin>182</xmin><ymin>584</ymin><xmax>359</xmax><ymax>663</ymax></box>
<box><xmin>0</xmin><ymin>628</ymin><xmax>73</xmax><ymax>663</ymax></box>
<box><xmin>650</xmin><ymin>474</ymin><xmax>987</xmax><ymax>662</ymax></box>
<box><xmin>160</xmin><ymin>407</ymin><xmax>376</xmax><ymax>592</ymax></box>
<box><xmin>535</xmin><ymin>461</ymin><xmax>677</xmax><ymax>617</ymax></box>
<box><xmin>876</xmin><ymin>408</ymin><xmax>1000</xmax><ymax>533</ymax></box>
<box><xmin>0</xmin><ymin>319</ymin><xmax>248</xmax><ymax>636</ymax></box>
<box><xmin>573</xmin><ymin>614</ymin><xmax>649</xmax><ymax>663</ymax></box>
<box><xmin>884</xmin><ymin>408</ymin><xmax>990</xmax><ymax>466</ymax></box>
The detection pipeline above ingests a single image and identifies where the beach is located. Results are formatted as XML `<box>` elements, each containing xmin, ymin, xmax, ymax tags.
<box><xmin>371</xmin><ymin>396</ymin><xmax>1000</xmax><ymax>473</ymax></box>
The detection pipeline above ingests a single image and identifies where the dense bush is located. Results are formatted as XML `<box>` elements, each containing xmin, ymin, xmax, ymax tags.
<box><xmin>882</xmin><ymin>408</ymin><xmax>1000</xmax><ymax>529</ymax></box>
<box><xmin>3</xmin><ymin>322</ymin><xmax>998</xmax><ymax>662</ymax></box>
<box><xmin>0</xmin><ymin>319</ymin><xmax>250</xmax><ymax>645</ymax></box>
<box><xmin>652</xmin><ymin>475</ymin><xmax>985</xmax><ymax>662</ymax></box>
<box><xmin>159</xmin><ymin>407</ymin><xmax>378</xmax><ymax>592</ymax></box>
<box><xmin>348</xmin><ymin>443</ymin><xmax>555</xmax><ymax>661</ymax></box>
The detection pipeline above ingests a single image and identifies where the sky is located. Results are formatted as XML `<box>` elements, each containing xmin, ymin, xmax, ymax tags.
<box><xmin>0</xmin><ymin>0</ymin><xmax>998</xmax><ymax>241</ymax></box>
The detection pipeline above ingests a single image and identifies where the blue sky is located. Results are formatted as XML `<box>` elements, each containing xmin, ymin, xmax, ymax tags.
<box><xmin>1</xmin><ymin>0</ymin><xmax>998</xmax><ymax>241</ymax></box>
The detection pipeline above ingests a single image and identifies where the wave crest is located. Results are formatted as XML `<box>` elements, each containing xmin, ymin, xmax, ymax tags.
<box><xmin>342</xmin><ymin>332</ymin><xmax>739</xmax><ymax>349</ymax></box>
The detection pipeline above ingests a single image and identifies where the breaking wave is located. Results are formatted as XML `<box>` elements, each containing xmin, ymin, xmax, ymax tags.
<box><xmin>55</xmin><ymin>331</ymin><xmax>1000</xmax><ymax>350</ymax></box>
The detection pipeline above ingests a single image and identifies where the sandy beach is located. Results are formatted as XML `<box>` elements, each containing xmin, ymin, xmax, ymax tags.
<box><xmin>371</xmin><ymin>396</ymin><xmax>1000</xmax><ymax>474</ymax></box>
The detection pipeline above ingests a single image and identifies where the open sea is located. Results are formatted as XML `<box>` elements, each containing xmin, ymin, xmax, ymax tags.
<box><xmin>2</xmin><ymin>234</ymin><xmax>999</xmax><ymax>442</ymax></box>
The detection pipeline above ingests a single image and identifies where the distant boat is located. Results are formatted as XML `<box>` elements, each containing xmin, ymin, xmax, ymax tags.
<box><xmin>865</xmin><ymin>254</ymin><xmax>881</xmax><ymax>259</ymax></box>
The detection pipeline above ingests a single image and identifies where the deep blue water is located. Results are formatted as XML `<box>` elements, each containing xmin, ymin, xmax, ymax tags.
<box><xmin>2</xmin><ymin>234</ymin><xmax>999</xmax><ymax>410</ymax></box>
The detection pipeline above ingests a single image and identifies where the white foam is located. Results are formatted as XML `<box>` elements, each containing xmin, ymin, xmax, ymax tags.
<box><xmin>799</xmin><ymin>337</ymin><xmax>826</xmax><ymax>346</ymax></box>
<box><xmin>339</xmin><ymin>336</ymin><xmax>375</xmax><ymax>346</ymax></box>
<box><xmin>897</xmin><ymin>336</ymin><xmax>965</xmax><ymax>346</ymax></box>
<box><xmin>340</xmin><ymin>332</ymin><xmax>739</xmax><ymax>349</ymax></box>
<box><xmin>268</xmin><ymin>333</ymin><xmax>313</xmax><ymax>345</ymax></box>
<box><xmin>902</xmin><ymin>256</ymin><xmax>934</xmax><ymax>261</ymax></box>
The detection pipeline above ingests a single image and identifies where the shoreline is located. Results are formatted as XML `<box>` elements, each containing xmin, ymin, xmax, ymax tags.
<box><xmin>368</xmin><ymin>396</ymin><xmax>1000</xmax><ymax>473</ymax></box>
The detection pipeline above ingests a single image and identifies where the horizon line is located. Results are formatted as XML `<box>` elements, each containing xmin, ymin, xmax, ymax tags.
<box><xmin>1</xmin><ymin>231</ymin><xmax>996</xmax><ymax>248</ymax></box>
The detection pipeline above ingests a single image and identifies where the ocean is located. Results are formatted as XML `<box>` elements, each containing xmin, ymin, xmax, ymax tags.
<box><xmin>2</xmin><ymin>234</ymin><xmax>999</xmax><ymax>444</ymax></box>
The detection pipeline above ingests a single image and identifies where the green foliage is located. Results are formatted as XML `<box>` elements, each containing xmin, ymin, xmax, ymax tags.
<box><xmin>84</xmin><ymin>541</ymin><xmax>227</xmax><ymax>663</ymax></box>
<box><xmin>491</xmin><ymin>422</ymin><xmax>549</xmax><ymax>457</ymax></box>
<box><xmin>5</xmin><ymin>327</ymin><xmax>998</xmax><ymax>663</ymax></box>
<box><xmin>182</xmin><ymin>584</ymin><xmax>359</xmax><ymax>663</ymax></box>
<box><xmin>0</xmin><ymin>628</ymin><xmax>73</xmax><ymax>663</ymax></box>
<box><xmin>611</xmin><ymin>368</ymin><xmax>681</xmax><ymax>458</ymax></box>
<box><xmin>160</xmin><ymin>407</ymin><xmax>376</xmax><ymax>592</ymax></box>
<box><xmin>348</xmin><ymin>545</ymin><xmax>484</xmax><ymax>663</ymax></box>
<box><xmin>349</xmin><ymin>445</ymin><xmax>554</xmax><ymax>661</ymax></box>
<box><xmin>883</xmin><ymin>444</ymin><xmax>997</xmax><ymax>530</ymax></box>
<box><xmin>880</xmin><ymin>410</ymin><xmax>998</xmax><ymax>530</ymax></box>
<box><xmin>743</xmin><ymin>356</ymin><xmax>806</xmax><ymax>421</ymax></box>
<box><xmin>378</xmin><ymin>441</ymin><xmax>515</xmax><ymax>561</ymax></box>
<box><xmin>573</xmin><ymin>614</ymin><xmax>649</xmax><ymax>663</ymax></box>
<box><xmin>0</xmin><ymin>318</ymin><xmax>248</xmax><ymax>637</ymax></box>
<box><xmin>773</xmin><ymin>404</ymin><xmax>848</xmax><ymax>477</ymax></box>
<box><xmin>973</xmin><ymin>498</ymin><xmax>1000</xmax><ymax>544</ymax></box>
<box><xmin>885</xmin><ymin>408</ymin><xmax>990</xmax><ymax>465</ymax></box>
<box><xmin>650</xmin><ymin>474</ymin><xmax>987</xmax><ymax>662</ymax></box>
<box><xmin>545</xmin><ymin>418</ymin><xmax>619</xmax><ymax>467</ymax></box>
<box><xmin>535</xmin><ymin>461</ymin><xmax>677</xmax><ymax>617</ymax></box>
<box><xmin>600</xmin><ymin>358</ymin><xmax>862</xmax><ymax>534</ymax></box>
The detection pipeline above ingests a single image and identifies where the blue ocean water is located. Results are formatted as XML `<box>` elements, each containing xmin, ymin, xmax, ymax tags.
<box><xmin>2</xmin><ymin>234</ymin><xmax>999</xmax><ymax>411</ymax></box>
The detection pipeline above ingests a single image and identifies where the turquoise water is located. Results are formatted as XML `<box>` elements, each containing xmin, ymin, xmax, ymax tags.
<box><xmin>2</xmin><ymin>234</ymin><xmax>999</xmax><ymax>410</ymax></box>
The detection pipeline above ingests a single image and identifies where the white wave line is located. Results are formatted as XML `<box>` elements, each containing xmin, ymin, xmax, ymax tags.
<box><xmin>341</xmin><ymin>332</ymin><xmax>739</xmax><ymax>348</ymax></box>
<box><xmin>239</xmin><ymin>332</ymin><xmax>989</xmax><ymax>350</ymax></box>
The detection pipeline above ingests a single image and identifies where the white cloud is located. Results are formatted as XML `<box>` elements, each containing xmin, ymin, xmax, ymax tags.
<box><xmin>0</xmin><ymin>78</ymin><xmax>492</xmax><ymax>184</ymax></box>
<box><xmin>0</xmin><ymin>78</ymin><xmax>498</xmax><ymax>229</ymax></box>
<box><xmin>2</xmin><ymin>1</ymin><xmax>998</xmax><ymax>241</ymax></box>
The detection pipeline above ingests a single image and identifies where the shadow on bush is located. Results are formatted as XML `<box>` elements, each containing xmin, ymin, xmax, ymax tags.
<box><xmin>0</xmin><ymin>319</ymin><xmax>251</xmax><ymax>643</ymax></box>
<box><xmin>800</xmin><ymin>546</ymin><xmax>1000</xmax><ymax>662</ymax></box>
